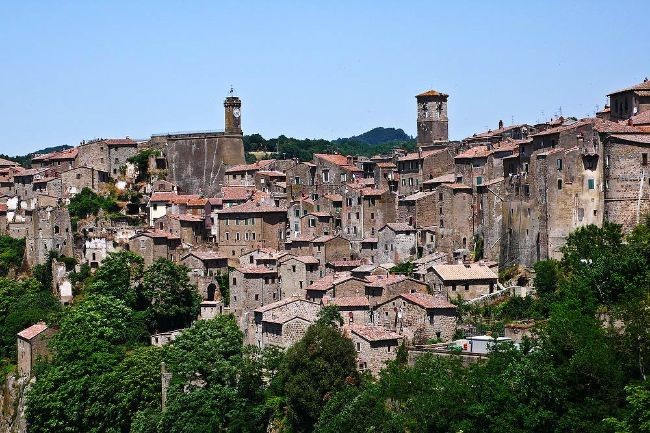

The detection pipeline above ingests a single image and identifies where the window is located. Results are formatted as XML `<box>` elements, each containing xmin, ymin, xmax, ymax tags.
<box><xmin>643</xmin><ymin>153</ymin><xmax>648</xmax><ymax>166</ymax></box>
<box><xmin>465</xmin><ymin>284</ymin><xmax>469</xmax><ymax>291</ymax></box>
<box><xmin>294</xmin><ymin>176</ymin><xmax>301</xmax><ymax>184</ymax></box>
<box><xmin>236</xmin><ymin>233</ymin><xmax>240</xmax><ymax>241</ymax></box>
<box><xmin>370</xmin><ymin>212</ymin><xmax>374</xmax><ymax>220</ymax></box>
<box><xmin>523</xmin><ymin>184</ymin><xmax>530</xmax><ymax>197</ymax></box>
<box><xmin>322</xmin><ymin>170</ymin><xmax>330</xmax><ymax>182</ymax></box>
<box><xmin>440</xmin><ymin>219</ymin><xmax>444</xmax><ymax>228</ymax></box>
<box><xmin>225</xmin><ymin>232</ymin><xmax>229</xmax><ymax>240</ymax></box>
<box><xmin>588</xmin><ymin>179</ymin><xmax>595</xmax><ymax>190</ymax></box>
<box><xmin>152</xmin><ymin>204</ymin><xmax>158</xmax><ymax>211</ymax></box>
<box><xmin>309</xmin><ymin>218</ymin><xmax>316</xmax><ymax>227</ymax></box>
<box><xmin>356</xmin><ymin>212</ymin><xmax>360</xmax><ymax>220</ymax></box>
<box><xmin>233</xmin><ymin>277</ymin><xmax>237</xmax><ymax>285</ymax></box>
<box><xmin>140</xmin><ymin>239</ymin><xmax>146</xmax><ymax>250</ymax></box>
<box><xmin>524</xmin><ymin>163</ymin><xmax>529</xmax><ymax>173</ymax></box>
<box><xmin>295</xmin><ymin>209</ymin><xmax>300</xmax><ymax>217</ymax></box>
<box><xmin>292</xmin><ymin>265</ymin><xmax>296</xmax><ymax>272</ymax></box>
<box><xmin>356</xmin><ymin>342</ymin><xmax>360</xmax><ymax>352</ymax></box>
<box><xmin>605</xmin><ymin>155</ymin><xmax>610</xmax><ymax>167</ymax></box>
<box><xmin>476</xmin><ymin>176</ymin><xmax>483</xmax><ymax>185</ymax></box>
<box><xmin>452</xmin><ymin>284</ymin><xmax>456</xmax><ymax>291</ymax></box>
<box><xmin>556</xmin><ymin>158</ymin><xmax>562</xmax><ymax>170</ymax></box>
<box><xmin>76</xmin><ymin>173</ymin><xmax>82</xmax><ymax>179</ymax></box>
<box><xmin>439</xmin><ymin>207</ymin><xmax>443</xmax><ymax>215</ymax></box>
<box><xmin>340</xmin><ymin>173</ymin><xmax>347</xmax><ymax>182</ymax></box>
<box><xmin>557</xmin><ymin>179</ymin><xmax>563</xmax><ymax>190</ymax></box>
<box><xmin>254</xmin><ymin>294</ymin><xmax>259</xmax><ymax>301</ymax></box>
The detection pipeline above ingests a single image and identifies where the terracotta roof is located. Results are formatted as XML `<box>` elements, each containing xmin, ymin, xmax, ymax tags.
<box><xmin>169</xmin><ymin>213</ymin><xmax>204</xmax><ymax>222</ymax></box>
<box><xmin>254</xmin><ymin>296</ymin><xmax>313</xmax><ymax>313</ymax></box>
<box><xmin>455</xmin><ymin>141</ymin><xmax>519</xmax><ymax>160</ymax></box>
<box><xmin>207</xmin><ymin>197</ymin><xmax>223</xmax><ymax>206</ymax></box>
<box><xmin>431</xmin><ymin>264</ymin><xmax>498</xmax><ymax>281</ymax></box>
<box><xmin>149</xmin><ymin>192</ymin><xmax>179</xmax><ymax>202</ymax></box>
<box><xmin>131</xmin><ymin>230</ymin><xmax>180</xmax><ymax>240</ymax></box>
<box><xmin>423</xmin><ymin>173</ymin><xmax>455</xmax><ymax>184</ymax></box>
<box><xmin>609</xmin><ymin>134</ymin><xmax>650</xmax><ymax>145</ymax></box>
<box><xmin>400</xmin><ymin>292</ymin><xmax>456</xmax><ymax>309</ymax></box>
<box><xmin>263</xmin><ymin>312</ymin><xmax>312</xmax><ymax>325</ymax></box>
<box><xmin>328</xmin><ymin>259</ymin><xmax>367</xmax><ymax>268</ymax></box>
<box><xmin>376</xmin><ymin>162</ymin><xmax>396</xmax><ymax>168</ymax></box>
<box><xmin>607</xmin><ymin>79</ymin><xmax>650</xmax><ymax>95</ymax></box>
<box><xmin>186</xmin><ymin>197</ymin><xmax>208</xmax><ymax>206</ymax></box>
<box><xmin>402</xmin><ymin>191</ymin><xmax>436</xmax><ymax>201</ymax></box>
<box><xmin>221</xmin><ymin>186</ymin><xmax>254</xmax><ymax>201</ymax></box>
<box><xmin>531</xmin><ymin>119</ymin><xmax>593</xmax><ymax>137</ymax></box>
<box><xmin>398</xmin><ymin>148</ymin><xmax>445</xmax><ymax>162</ymax></box>
<box><xmin>593</xmin><ymin>118</ymin><xmax>643</xmax><ymax>134</ymax></box>
<box><xmin>314</xmin><ymin>153</ymin><xmax>350</xmax><ymax>166</ymax></box>
<box><xmin>291</xmin><ymin>255</ymin><xmax>320</xmax><ymax>265</ymax></box>
<box><xmin>15</xmin><ymin>168</ymin><xmax>47</xmax><ymax>177</ymax></box>
<box><xmin>361</xmin><ymin>237</ymin><xmax>378</xmax><ymax>243</ymax></box>
<box><xmin>103</xmin><ymin>138</ymin><xmax>137</xmax><ymax>146</ymax></box>
<box><xmin>313</xmin><ymin>234</ymin><xmax>339</xmax><ymax>243</ymax></box>
<box><xmin>225</xmin><ymin>159</ymin><xmax>275</xmax><ymax>174</ymax></box>
<box><xmin>383</xmin><ymin>222</ymin><xmax>416</xmax><ymax>232</ymax></box>
<box><xmin>218</xmin><ymin>201</ymin><xmax>286</xmax><ymax>214</ymax></box>
<box><xmin>628</xmin><ymin>110</ymin><xmax>650</xmax><ymax>126</ymax></box>
<box><xmin>233</xmin><ymin>266</ymin><xmax>277</xmax><ymax>275</ymax></box>
<box><xmin>360</xmin><ymin>187</ymin><xmax>388</xmax><ymax>196</ymax></box>
<box><xmin>17</xmin><ymin>322</ymin><xmax>49</xmax><ymax>340</ymax></box>
<box><xmin>325</xmin><ymin>296</ymin><xmax>370</xmax><ymax>308</ymax></box>
<box><xmin>0</xmin><ymin>204</ymin><xmax>7</xmax><ymax>212</ymax></box>
<box><xmin>347</xmin><ymin>324</ymin><xmax>402</xmax><ymax>342</ymax></box>
<box><xmin>183</xmin><ymin>250</ymin><xmax>227</xmax><ymax>261</ymax></box>
<box><xmin>32</xmin><ymin>148</ymin><xmax>78</xmax><ymax>161</ymax></box>
<box><xmin>289</xmin><ymin>234</ymin><xmax>317</xmax><ymax>242</ymax></box>
<box><xmin>256</xmin><ymin>170</ymin><xmax>286</xmax><ymax>177</ymax></box>
<box><xmin>443</xmin><ymin>183</ymin><xmax>473</xmax><ymax>191</ymax></box>
<box><xmin>306</xmin><ymin>211</ymin><xmax>331</xmax><ymax>218</ymax></box>
<box><xmin>307</xmin><ymin>273</ymin><xmax>356</xmax><ymax>292</ymax></box>
<box><xmin>0</xmin><ymin>158</ymin><xmax>18</xmax><ymax>167</ymax></box>
<box><xmin>416</xmin><ymin>89</ymin><xmax>448</xmax><ymax>98</ymax></box>
<box><xmin>365</xmin><ymin>274</ymin><xmax>408</xmax><ymax>288</ymax></box>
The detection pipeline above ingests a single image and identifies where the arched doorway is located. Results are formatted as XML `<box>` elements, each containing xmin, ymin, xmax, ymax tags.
<box><xmin>207</xmin><ymin>283</ymin><xmax>217</xmax><ymax>301</ymax></box>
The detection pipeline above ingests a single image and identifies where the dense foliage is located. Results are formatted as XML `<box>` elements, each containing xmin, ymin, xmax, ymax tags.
<box><xmin>68</xmin><ymin>187</ymin><xmax>119</xmax><ymax>219</ymax></box>
<box><xmin>128</xmin><ymin>148</ymin><xmax>161</xmax><ymax>182</ymax></box>
<box><xmin>244</xmin><ymin>128</ymin><xmax>416</xmax><ymax>162</ymax></box>
<box><xmin>0</xmin><ymin>235</ymin><xmax>25</xmax><ymax>276</ymax></box>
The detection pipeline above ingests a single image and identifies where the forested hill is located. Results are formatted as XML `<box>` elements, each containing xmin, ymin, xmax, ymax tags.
<box><xmin>1</xmin><ymin>145</ymin><xmax>73</xmax><ymax>168</ymax></box>
<box><xmin>244</xmin><ymin>127</ymin><xmax>416</xmax><ymax>162</ymax></box>
<box><xmin>333</xmin><ymin>127</ymin><xmax>412</xmax><ymax>145</ymax></box>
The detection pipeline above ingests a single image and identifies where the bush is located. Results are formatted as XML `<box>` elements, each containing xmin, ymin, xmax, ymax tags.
<box><xmin>68</xmin><ymin>188</ymin><xmax>119</xmax><ymax>219</ymax></box>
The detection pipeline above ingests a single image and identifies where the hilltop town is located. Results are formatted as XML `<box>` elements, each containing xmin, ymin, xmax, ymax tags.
<box><xmin>1</xmin><ymin>79</ymin><xmax>650</xmax><ymax>432</ymax></box>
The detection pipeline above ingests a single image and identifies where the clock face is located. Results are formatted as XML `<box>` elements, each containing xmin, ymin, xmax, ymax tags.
<box><xmin>233</xmin><ymin>108</ymin><xmax>241</xmax><ymax>118</ymax></box>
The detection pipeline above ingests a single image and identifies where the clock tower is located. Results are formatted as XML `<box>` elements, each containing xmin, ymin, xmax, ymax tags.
<box><xmin>224</xmin><ymin>88</ymin><xmax>242</xmax><ymax>135</ymax></box>
<box><xmin>416</xmin><ymin>90</ymin><xmax>448</xmax><ymax>145</ymax></box>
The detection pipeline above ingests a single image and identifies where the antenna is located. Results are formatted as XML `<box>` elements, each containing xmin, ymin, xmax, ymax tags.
<box><xmin>229</xmin><ymin>85</ymin><xmax>235</xmax><ymax>97</ymax></box>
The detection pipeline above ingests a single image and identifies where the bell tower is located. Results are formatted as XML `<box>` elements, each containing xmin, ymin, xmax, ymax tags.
<box><xmin>224</xmin><ymin>87</ymin><xmax>242</xmax><ymax>135</ymax></box>
<box><xmin>416</xmin><ymin>90</ymin><xmax>448</xmax><ymax>145</ymax></box>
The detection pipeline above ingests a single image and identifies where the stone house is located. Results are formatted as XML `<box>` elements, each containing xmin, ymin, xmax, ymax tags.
<box><xmin>84</xmin><ymin>237</ymin><xmax>116</xmax><ymax>268</ymax></box>
<box><xmin>340</xmin><ymin>185</ymin><xmax>396</xmax><ymax>240</ymax></box>
<box><xmin>299</xmin><ymin>212</ymin><xmax>334</xmax><ymax>238</ymax></box>
<box><xmin>374</xmin><ymin>293</ymin><xmax>457</xmax><ymax>344</ymax></box>
<box><xmin>128</xmin><ymin>230</ymin><xmax>183</xmax><ymax>266</ymax></box>
<box><xmin>24</xmin><ymin>204</ymin><xmax>73</xmax><ymax>266</ymax></box>
<box><xmin>252</xmin><ymin>297</ymin><xmax>321</xmax><ymax>348</ymax></box>
<box><xmin>285</xmin><ymin>161</ymin><xmax>317</xmax><ymax>201</ymax></box>
<box><xmin>277</xmin><ymin>254</ymin><xmax>320</xmax><ymax>298</ymax></box>
<box><xmin>396</xmin><ymin>148</ymin><xmax>453</xmax><ymax>196</ymax></box>
<box><xmin>373</xmin><ymin>161</ymin><xmax>398</xmax><ymax>191</ymax></box>
<box><xmin>305</xmin><ymin>273</ymin><xmax>366</xmax><ymax>302</ymax></box>
<box><xmin>60</xmin><ymin>166</ymin><xmax>109</xmax><ymax>197</ymax></box>
<box><xmin>217</xmin><ymin>201</ymin><xmax>287</xmax><ymax>265</ymax></box>
<box><xmin>152</xmin><ymin>179</ymin><xmax>178</xmax><ymax>192</ymax></box>
<box><xmin>239</xmin><ymin>248</ymin><xmax>289</xmax><ymax>270</ymax></box>
<box><xmin>434</xmin><ymin>183</ymin><xmax>474</xmax><ymax>260</ymax></box>
<box><xmin>255</xmin><ymin>170</ymin><xmax>287</xmax><ymax>193</ymax></box>
<box><xmin>397</xmin><ymin>191</ymin><xmax>437</xmax><ymax>228</ymax></box>
<box><xmin>17</xmin><ymin>322</ymin><xmax>55</xmax><ymax>377</ymax></box>
<box><xmin>32</xmin><ymin>177</ymin><xmax>62</xmax><ymax>198</ymax></box>
<box><xmin>376</xmin><ymin>223</ymin><xmax>417</xmax><ymax>264</ymax></box>
<box><xmin>287</xmin><ymin>198</ymin><xmax>317</xmax><ymax>238</ymax></box>
<box><xmin>429</xmin><ymin>263</ymin><xmax>498</xmax><ymax>300</ymax></box>
<box><xmin>180</xmin><ymin>250</ymin><xmax>228</xmax><ymax>299</ymax></box>
<box><xmin>224</xmin><ymin>159</ymin><xmax>276</xmax><ymax>187</ymax></box>
<box><xmin>154</xmin><ymin>213</ymin><xmax>205</xmax><ymax>246</ymax></box>
<box><xmin>345</xmin><ymin>324</ymin><xmax>403</xmax><ymax>375</ymax></box>
<box><xmin>326</xmin><ymin>259</ymin><xmax>368</xmax><ymax>275</ymax></box>
<box><xmin>229</xmin><ymin>266</ymin><xmax>280</xmax><ymax>330</ymax></box>
<box><xmin>324</xmin><ymin>296</ymin><xmax>371</xmax><ymax>325</ymax></box>
<box><xmin>31</xmin><ymin>148</ymin><xmax>78</xmax><ymax>175</ymax></box>
<box><xmin>363</xmin><ymin>274</ymin><xmax>429</xmax><ymax>307</ymax></box>
<box><xmin>607</xmin><ymin>78</ymin><xmax>650</xmax><ymax>121</ymax></box>
<box><xmin>106</xmin><ymin>139</ymin><xmax>139</xmax><ymax>176</ymax></box>
<box><xmin>312</xmin><ymin>235</ymin><xmax>352</xmax><ymax>273</ymax></box>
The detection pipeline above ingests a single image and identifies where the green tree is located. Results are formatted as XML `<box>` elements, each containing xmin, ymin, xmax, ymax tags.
<box><xmin>0</xmin><ymin>236</ymin><xmax>25</xmax><ymax>276</ymax></box>
<box><xmin>533</xmin><ymin>258</ymin><xmax>562</xmax><ymax>296</ymax></box>
<box><xmin>605</xmin><ymin>383</ymin><xmax>650</xmax><ymax>433</ymax></box>
<box><xmin>316</xmin><ymin>304</ymin><xmax>343</xmax><ymax>327</ymax></box>
<box><xmin>68</xmin><ymin>187</ymin><xmax>119</xmax><ymax>219</ymax></box>
<box><xmin>277</xmin><ymin>322</ymin><xmax>358</xmax><ymax>432</ymax></box>
<box><xmin>88</xmin><ymin>251</ymin><xmax>145</xmax><ymax>308</ymax></box>
<box><xmin>141</xmin><ymin>258</ymin><xmax>201</xmax><ymax>332</ymax></box>
<box><xmin>390</xmin><ymin>260</ymin><xmax>415</xmax><ymax>277</ymax></box>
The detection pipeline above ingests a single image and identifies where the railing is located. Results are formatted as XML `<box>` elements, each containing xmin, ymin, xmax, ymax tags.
<box><xmin>151</xmin><ymin>130</ymin><xmax>224</xmax><ymax>137</ymax></box>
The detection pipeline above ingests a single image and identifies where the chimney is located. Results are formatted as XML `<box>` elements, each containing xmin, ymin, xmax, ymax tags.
<box><xmin>498</xmin><ymin>119</ymin><xmax>504</xmax><ymax>130</ymax></box>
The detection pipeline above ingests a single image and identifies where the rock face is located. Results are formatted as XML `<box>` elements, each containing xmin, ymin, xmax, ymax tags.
<box><xmin>0</xmin><ymin>373</ymin><xmax>30</xmax><ymax>433</ymax></box>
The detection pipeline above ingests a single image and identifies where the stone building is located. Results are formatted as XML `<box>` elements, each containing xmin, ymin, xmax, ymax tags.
<box><xmin>252</xmin><ymin>297</ymin><xmax>321</xmax><ymax>348</ymax></box>
<box><xmin>239</xmin><ymin>248</ymin><xmax>289</xmax><ymax>269</ymax></box>
<box><xmin>429</xmin><ymin>263</ymin><xmax>498</xmax><ymax>300</ymax></box>
<box><xmin>416</xmin><ymin>90</ymin><xmax>449</xmax><ymax>145</ymax></box>
<box><xmin>376</xmin><ymin>223</ymin><xmax>417</xmax><ymax>264</ymax></box>
<box><xmin>31</xmin><ymin>148</ymin><xmax>78</xmax><ymax>175</ymax></box>
<box><xmin>229</xmin><ymin>266</ymin><xmax>280</xmax><ymax>330</ymax></box>
<box><xmin>217</xmin><ymin>202</ymin><xmax>287</xmax><ymax>265</ymax></box>
<box><xmin>224</xmin><ymin>159</ymin><xmax>275</xmax><ymax>187</ymax></box>
<box><xmin>24</xmin><ymin>204</ymin><xmax>73</xmax><ymax>266</ymax></box>
<box><xmin>396</xmin><ymin>148</ymin><xmax>453</xmax><ymax>196</ymax></box>
<box><xmin>180</xmin><ymin>250</ymin><xmax>228</xmax><ymax>299</ymax></box>
<box><xmin>345</xmin><ymin>324</ymin><xmax>403</xmax><ymax>375</ymax></box>
<box><xmin>374</xmin><ymin>293</ymin><xmax>457</xmax><ymax>344</ymax></box>
<box><xmin>397</xmin><ymin>191</ymin><xmax>437</xmax><ymax>228</ymax></box>
<box><xmin>364</xmin><ymin>274</ymin><xmax>429</xmax><ymax>307</ymax></box>
<box><xmin>277</xmin><ymin>254</ymin><xmax>320</xmax><ymax>298</ymax></box>
<box><xmin>305</xmin><ymin>273</ymin><xmax>366</xmax><ymax>302</ymax></box>
<box><xmin>340</xmin><ymin>185</ymin><xmax>396</xmax><ymax>240</ymax></box>
<box><xmin>154</xmin><ymin>94</ymin><xmax>245</xmax><ymax>196</ymax></box>
<box><xmin>17</xmin><ymin>323</ymin><xmax>55</xmax><ymax>377</ymax></box>
<box><xmin>607</xmin><ymin>78</ymin><xmax>650</xmax><ymax>121</ymax></box>
<box><xmin>60</xmin><ymin>166</ymin><xmax>109</xmax><ymax>197</ymax></box>
<box><xmin>128</xmin><ymin>230</ymin><xmax>182</xmax><ymax>266</ymax></box>
<box><xmin>324</xmin><ymin>296</ymin><xmax>371</xmax><ymax>325</ymax></box>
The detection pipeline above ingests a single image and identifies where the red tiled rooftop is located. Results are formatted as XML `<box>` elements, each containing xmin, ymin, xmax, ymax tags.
<box><xmin>400</xmin><ymin>292</ymin><xmax>456</xmax><ymax>309</ymax></box>
<box><xmin>225</xmin><ymin>159</ymin><xmax>275</xmax><ymax>174</ymax></box>
<box><xmin>234</xmin><ymin>265</ymin><xmax>277</xmax><ymax>275</ymax></box>
<box><xmin>314</xmin><ymin>153</ymin><xmax>351</xmax><ymax>166</ymax></box>
<box><xmin>217</xmin><ymin>200</ymin><xmax>286</xmax><ymax>214</ymax></box>
<box><xmin>347</xmin><ymin>324</ymin><xmax>403</xmax><ymax>342</ymax></box>
<box><xmin>183</xmin><ymin>250</ymin><xmax>227</xmax><ymax>261</ymax></box>
<box><xmin>221</xmin><ymin>186</ymin><xmax>254</xmax><ymax>201</ymax></box>
<box><xmin>365</xmin><ymin>274</ymin><xmax>408</xmax><ymax>288</ymax></box>
<box><xmin>607</xmin><ymin>79</ymin><xmax>650</xmax><ymax>96</ymax></box>
<box><xmin>416</xmin><ymin>89</ymin><xmax>448</xmax><ymax>98</ymax></box>
<box><xmin>103</xmin><ymin>138</ymin><xmax>137</xmax><ymax>146</ymax></box>
<box><xmin>149</xmin><ymin>192</ymin><xmax>179</xmax><ymax>202</ymax></box>
<box><xmin>325</xmin><ymin>296</ymin><xmax>370</xmax><ymax>308</ymax></box>
<box><xmin>398</xmin><ymin>148</ymin><xmax>445</xmax><ymax>162</ymax></box>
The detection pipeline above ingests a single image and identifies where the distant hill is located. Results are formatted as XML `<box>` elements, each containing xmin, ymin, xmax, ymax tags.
<box><xmin>334</xmin><ymin>127</ymin><xmax>413</xmax><ymax>145</ymax></box>
<box><xmin>0</xmin><ymin>144</ymin><xmax>73</xmax><ymax>168</ymax></box>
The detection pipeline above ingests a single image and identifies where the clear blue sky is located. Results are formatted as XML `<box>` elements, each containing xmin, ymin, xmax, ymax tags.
<box><xmin>1</xmin><ymin>1</ymin><xmax>649</xmax><ymax>155</ymax></box>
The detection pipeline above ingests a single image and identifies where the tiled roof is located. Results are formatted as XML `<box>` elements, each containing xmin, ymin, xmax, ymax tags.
<box><xmin>0</xmin><ymin>158</ymin><xmax>18</xmax><ymax>167</ymax></box>
<box><xmin>313</xmin><ymin>234</ymin><xmax>339</xmax><ymax>243</ymax></box>
<box><xmin>384</xmin><ymin>222</ymin><xmax>416</xmax><ymax>232</ymax></box>
<box><xmin>183</xmin><ymin>250</ymin><xmax>227</xmax><ymax>261</ymax></box>
<box><xmin>324</xmin><ymin>193</ymin><xmax>343</xmax><ymax>202</ymax></box>
<box><xmin>593</xmin><ymin>118</ymin><xmax>643</xmax><ymax>134</ymax></box>
<box><xmin>365</xmin><ymin>274</ymin><xmax>408</xmax><ymax>288</ymax></box>
<box><xmin>169</xmin><ymin>213</ymin><xmax>204</xmax><ymax>222</ymax></box>
<box><xmin>531</xmin><ymin>119</ymin><xmax>593</xmax><ymax>137</ymax></box>
<box><xmin>443</xmin><ymin>183</ymin><xmax>473</xmax><ymax>190</ymax></box>
<box><xmin>221</xmin><ymin>186</ymin><xmax>254</xmax><ymax>201</ymax></box>
<box><xmin>361</xmin><ymin>237</ymin><xmax>378</xmax><ymax>243</ymax></box>
<box><xmin>328</xmin><ymin>259</ymin><xmax>367</xmax><ymax>268</ymax></box>
<box><xmin>431</xmin><ymin>264</ymin><xmax>498</xmax><ymax>281</ymax></box>
<box><xmin>402</xmin><ymin>191</ymin><xmax>435</xmax><ymax>201</ymax></box>
<box><xmin>398</xmin><ymin>148</ymin><xmax>445</xmax><ymax>162</ymax></box>
<box><xmin>207</xmin><ymin>197</ymin><xmax>223</xmax><ymax>206</ymax></box>
<box><xmin>17</xmin><ymin>322</ymin><xmax>49</xmax><ymax>340</ymax></box>
<box><xmin>423</xmin><ymin>173</ymin><xmax>455</xmax><ymax>184</ymax></box>
<box><xmin>217</xmin><ymin>201</ymin><xmax>286</xmax><ymax>214</ymax></box>
<box><xmin>186</xmin><ymin>197</ymin><xmax>208</xmax><ymax>206</ymax></box>
<box><xmin>360</xmin><ymin>187</ymin><xmax>388</xmax><ymax>196</ymax></box>
<box><xmin>149</xmin><ymin>192</ymin><xmax>179</xmax><ymax>202</ymax></box>
<box><xmin>103</xmin><ymin>138</ymin><xmax>137</xmax><ymax>146</ymax></box>
<box><xmin>0</xmin><ymin>204</ymin><xmax>7</xmax><ymax>212</ymax></box>
<box><xmin>131</xmin><ymin>230</ymin><xmax>180</xmax><ymax>240</ymax></box>
<box><xmin>254</xmin><ymin>296</ymin><xmax>313</xmax><ymax>313</ymax></box>
<box><xmin>32</xmin><ymin>148</ymin><xmax>78</xmax><ymax>161</ymax></box>
<box><xmin>307</xmin><ymin>273</ymin><xmax>355</xmax><ymax>292</ymax></box>
<box><xmin>314</xmin><ymin>153</ymin><xmax>350</xmax><ymax>166</ymax></box>
<box><xmin>609</xmin><ymin>134</ymin><xmax>650</xmax><ymax>144</ymax></box>
<box><xmin>376</xmin><ymin>162</ymin><xmax>396</xmax><ymax>168</ymax></box>
<box><xmin>225</xmin><ymin>159</ymin><xmax>275</xmax><ymax>174</ymax></box>
<box><xmin>455</xmin><ymin>140</ymin><xmax>519</xmax><ymax>160</ymax></box>
<box><xmin>256</xmin><ymin>170</ymin><xmax>286</xmax><ymax>177</ymax></box>
<box><xmin>291</xmin><ymin>255</ymin><xmax>320</xmax><ymax>265</ymax></box>
<box><xmin>347</xmin><ymin>324</ymin><xmax>403</xmax><ymax>342</ymax></box>
<box><xmin>325</xmin><ymin>296</ymin><xmax>370</xmax><ymax>308</ymax></box>
<box><xmin>400</xmin><ymin>292</ymin><xmax>456</xmax><ymax>309</ymax></box>
<box><xmin>628</xmin><ymin>110</ymin><xmax>650</xmax><ymax>126</ymax></box>
<box><xmin>233</xmin><ymin>266</ymin><xmax>277</xmax><ymax>275</ymax></box>
<box><xmin>607</xmin><ymin>79</ymin><xmax>650</xmax><ymax>95</ymax></box>
<box><xmin>416</xmin><ymin>89</ymin><xmax>448</xmax><ymax>98</ymax></box>
<box><xmin>262</xmin><ymin>312</ymin><xmax>312</xmax><ymax>325</ymax></box>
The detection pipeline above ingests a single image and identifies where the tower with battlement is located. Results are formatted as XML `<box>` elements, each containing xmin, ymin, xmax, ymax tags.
<box><xmin>416</xmin><ymin>90</ymin><xmax>449</xmax><ymax>145</ymax></box>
